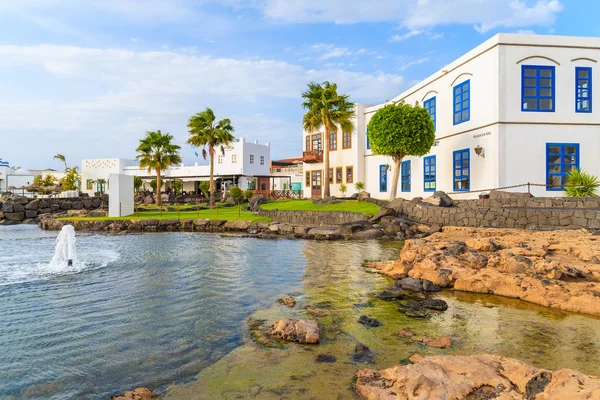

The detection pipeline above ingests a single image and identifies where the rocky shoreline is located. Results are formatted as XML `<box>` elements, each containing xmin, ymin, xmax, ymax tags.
<box><xmin>36</xmin><ymin>207</ymin><xmax>441</xmax><ymax>241</ymax></box>
<box><xmin>355</xmin><ymin>354</ymin><xmax>600</xmax><ymax>399</ymax></box>
<box><xmin>370</xmin><ymin>226</ymin><xmax>600</xmax><ymax>316</ymax></box>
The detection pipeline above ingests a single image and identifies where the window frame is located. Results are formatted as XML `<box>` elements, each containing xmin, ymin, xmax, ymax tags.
<box><xmin>329</xmin><ymin>168</ymin><xmax>333</xmax><ymax>184</ymax></box>
<box><xmin>453</xmin><ymin>149</ymin><xmax>470</xmax><ymax>192</ymax></box>
<box><xmin>260</xmin><ymin>155</ymin><xmax>265</xmax><ymax>165</ymax></box>
<box><xmin>329</xmin><ymin>131</ymin><xmax>337</xmax><ymax>151</ymax></box>
<box><xmin>379</xmin><ymin>164</ymin><xmax>387</xmax><ymax>192</ymax></box>
<box><xmin>453</xmin><ymin>80</ymin><xmax>470</xmax><ymax>125</ymax></box>
<box><xmin>546</xmin><ymin>143</ymin><xmax>580</xmax><ymax>191</ymax></box>
<box><xmin>305</xmin><ymin>135</ymin><xmax>310</xmax><ymax>151</ymax></box>
<box><xmin>336</xmin><ymin>167</ymin><xmax>343</xmax><ymax>184</ymax></box>
<box><xmin>423</xmin><ymin>96</ymin><xmax>436</xmax><ymax>131</ymax></box>
<box><xmin>521</xmin><ymin>65</ymin><xmax>555</xmax><ymax>112</ymax></box>
<box><xmin>345</xmin><ymin>166</ymin><xmax>353</xmax><ymax>183</ymax></box>
<box><xmin>217</xmin><ymin>154</ymin><xmax>223</xmax><ymax>164</ymax></box>
<box><xmin>424</xmin><ymin>155</ymin><xmax>436</xmax><ymax>192</ymax></box>
<box><xmin>366</xmin><ymin>126</ymin><xmax>371</xmax><ymax>150</ymax></box>
<box><xmin>249</xmin><ymin>154</ymin><xmax>254</xmax><ymax>164</ymax></box>
<box><xmin>575</xmin><ymin>66</ymin><xmax>592</xmax><ymax>113</ymax></box>
<box><xmin>305</xmin><ymin>171</ymin><xmax>310</xmax><ymax>186</ymax></box>
<box><xmin>401</xmin><ymin>160</ymin><xmax>411</xmax><ymax>192</ymax></box>
<box><xmin>232</xmin><ymin>154</ymin><xmax>237</xmax><ymax>164</ymax></box>
<box><xmin>342</xmin><ymin>131</ymin><xmax>352</xmax><ymax>149</ymax></box>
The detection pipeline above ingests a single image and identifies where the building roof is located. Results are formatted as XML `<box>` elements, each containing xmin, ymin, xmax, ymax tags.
<box><xmin>272</xmin><ymin>157</ymin><xmax>302</xmax><ymax>166</ymax></box>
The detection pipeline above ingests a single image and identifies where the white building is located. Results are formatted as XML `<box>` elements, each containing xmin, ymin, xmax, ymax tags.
<box><xmin>0</xmin><ymin>165</ymin><xmax>36</xmax><ymax>194</ymax></box>
<box><xmin>80</xmin><ymin>138</ymin><xmax>272</xmax><ymax>196</ymax></box>
<box><xmin>303</xmin><ymin>33</ymin><xmax>600</xmax><ymax>199</ymax></box>
<box><xmin>271</xmin><ymin>157</ymin><xmax>304</xmax><ymax>192</ymax></box>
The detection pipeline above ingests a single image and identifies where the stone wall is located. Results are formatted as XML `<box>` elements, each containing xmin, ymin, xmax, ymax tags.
<box><xmin>0</xmin><ymin>196</ymin><xmax>105</xmax><ymax>224</ymax></box>
<box><xmin>256</xmin><ymin>209</ymin><xmax>368</xmax><ymax>226</ymax></box>
<box><xmin>389</xmin><ymin>197</ymin><xmax>600</xmax><ymax>230</ymax></box>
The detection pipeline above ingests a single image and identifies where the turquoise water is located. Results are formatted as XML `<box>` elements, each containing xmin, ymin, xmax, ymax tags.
<box><xmin>0</xmin><ymin>226</ymin><xmax>401</xmax><ymax>399</ymax></box>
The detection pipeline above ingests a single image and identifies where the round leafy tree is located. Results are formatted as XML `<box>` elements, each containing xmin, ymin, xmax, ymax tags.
<box><xmin>229</xmin><ymin>186</ymin><xmax>243</xmax><ymax>199</ymax></box>
<box><xmin>244</xmin><ymin>189</ymin><xmax>254</xmax><ymax>199</ymax></box>
<box><xmin>367</xmin><ymin>102</ymin><xmax>435</xmax><ymax>199</ymax></box>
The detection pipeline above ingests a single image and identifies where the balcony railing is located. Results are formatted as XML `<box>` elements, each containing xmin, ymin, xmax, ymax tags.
<box><xmin>303</xmin><ymin>150</ymin><xmax>323</xmax><ymax>163</ymax></box>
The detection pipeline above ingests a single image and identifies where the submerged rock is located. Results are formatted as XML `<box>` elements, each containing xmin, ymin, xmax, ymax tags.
<box><xmin>277</xmin><ymin>296</ymin><xmax>296</xmax><ymax>307</ymax></box>
<box><xmin>423</xmin><ymin>335</ymin><xmax>452</xmax><ymax>348</ymax></box>
<box><xmin>269</xmin><ymin>319</ymin><xmax>320</xmax><ymax>344</ymax></box>
<box><xmin>353</xmin><ymin>343</ymin><xmax>373</xmax><ymax>362</ymax></box>
<box><xmin>357</xmin><ymin>315</ymin><xmax>380</xmax><ymax>327</ymax></box>
<box><xmin>394</xmin><ymin>277</ymin><xmax>423</xmax><ymax>292</ymax></box>
<box><xmin>109</xmin><ymin>387</ymin><xmax>152</xmax><ymax>400</ymax></box>
<box><xmin>355</xmin><ymin>354</ymin><xmax>600</xmax><ymax>400</ymax></box>
<box><xmin>315</xmin><ymin>354</ymin><xmax>336</xmax><ymax>363</ymax></box>
<box><xmin>404</xmin><ymin>299</ymin><xmax>449</xmax><ymax>312</ymax></box>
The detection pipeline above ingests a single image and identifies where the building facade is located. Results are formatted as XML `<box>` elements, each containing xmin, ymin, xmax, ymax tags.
<box><xmin>303</xmin><ymin>33</ymin><xmax>600</xmax><ymax>200</ymax></box>
<box><xmin>80</xmin><ymin>138</ymin><xmax>272</xmax><ymax>196</ymax></box>
<box><xmin>271</xmin><ymin>157</ymin><xmax>304</xmax><ymax>192</ymax></box>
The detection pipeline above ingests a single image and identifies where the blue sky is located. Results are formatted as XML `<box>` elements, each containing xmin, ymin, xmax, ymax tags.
<box><xmin>0</xmin><ymin>0</ymin><xmax>595</xmax><ymax>169</ymax></box>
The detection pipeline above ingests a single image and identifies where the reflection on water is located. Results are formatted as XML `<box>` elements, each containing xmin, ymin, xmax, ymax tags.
<box><xmin>2</xmin><ymin>226</ymin><xmax>600</xmax><ymax>400</ymax></box>
<box><xmin>166</xmin><ymin>240</ymin><xmax>600</xmax><ymax>399</ymax></box>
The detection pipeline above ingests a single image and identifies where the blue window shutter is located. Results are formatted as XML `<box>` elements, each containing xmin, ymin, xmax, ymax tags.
<box><xmin>546</xmin><ymin>143</ymin><xmax>579</xmax><ymax>190</ymax></box>
<box><xmin>453</xmin><ymin>81</ymin><xmax>470</xmax><ymax>125</ymax></box>
<box><xmin>424</xmin><ymin>155</ymin><xmax>436</xmax><ymax>192</ymax></box>
<box><xmin>575</xmin><ymin>67</ymin><xmax>592</xmax><ymax>113</ymax></box>
<box><xmin>452</xmin><ymin>149</ymin><xmax>470</xmax><ymax>191</ymax></box>
<box><xmin>401</xmin><ymin>160</ymin><xmax>411</xmax><ymax>192</ymax></box>
<box><xmin>521</xmin><ymin>65</ymin><xmax>555</xmax><ymax>112</ymax></box>
<box><xmin>379</xmin><ymin>164</ymin><xmax>387</xmax><ymax>192</ymax></box>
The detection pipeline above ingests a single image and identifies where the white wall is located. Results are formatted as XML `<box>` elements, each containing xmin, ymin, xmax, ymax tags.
<box><xmin>108</xmin><ymin>174</ymin><xmax>134</xmax><ymax>217</ymax></box>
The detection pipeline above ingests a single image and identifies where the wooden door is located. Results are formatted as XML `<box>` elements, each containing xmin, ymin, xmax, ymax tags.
<box><xmin>311</xmin><ymin>170</ymin><xmax>322</xmax><ymax>198</ymax></box>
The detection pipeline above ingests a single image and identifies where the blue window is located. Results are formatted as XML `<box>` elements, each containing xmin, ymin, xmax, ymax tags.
<box><xmin>546</xmin><ymin>143</ymin><xmax>579</xmax><ymax>190</ymax></box>
<box><xmin>423</xmin><ymin>97</ymin><xmax>436</xmax><ymax>131</ymax></box>
<box><xmin>379</xmin><ymin>164</ymin><xmax>387</xmax><ymax>192</ymax></box>
<box><xmin>366</xmin><ymin>126</ymin><xmax>371</xmax><ymax>150</ymax></box>
<box><xmin>401</xmin><ymin>160</ymin><xmax>411</xmax><ymax>192</ymax></box>
<box><xmin>453</xmin><ymin>149</ymin><xmax>470</xmax><ymax>191</ymax></box>
<box><xmin>576</xmin><ymin>67</ymin><xmax>592</xmax><ymax>113</ymax></box>
<box><xmin>424</xmin><ymin>155</ymin><xmax>436</xmax><ymax>192</ymax></box>
<box><xmin>453</xmin><ymin>80</ymin><xmax>470</xmax><ymax>125</ymax></box>
<box><xmin>522</xmin><ymin>65</ymin><xmax>555</xmax><ymax>112</ymax></box>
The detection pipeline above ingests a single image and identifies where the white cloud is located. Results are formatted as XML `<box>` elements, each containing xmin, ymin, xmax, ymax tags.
<box><xmin>0</xmin><ymin>44</ymin><xmax>405</xmax><ymax>165</ymax></box>
<box><xmin>397</xmin><ymin>56</ymin><xmax>430</xmax><ymax>71</ymax></box>
<box><xmin>248</xmin><ymin>0</ymin><xmax>563</xmax><ymax>33</ymax></box>
<box><xmin>389</xmin><ymin>30</ymin><xmax>423</xmax><ymax>42</ymax></box>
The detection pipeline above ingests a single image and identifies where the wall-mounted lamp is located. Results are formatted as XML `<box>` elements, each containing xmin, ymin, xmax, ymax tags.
<box><xmin>385</xmin><ymin>164</ymin><xmax>391</xmax><ymax>171</ymax></box>
<box><xmin>474</xmin><ymin>145</ymin><xmax>485</xmax><ymax>158</ymax></box>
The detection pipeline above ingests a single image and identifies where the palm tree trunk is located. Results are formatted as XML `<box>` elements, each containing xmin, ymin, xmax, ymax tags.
<box><xmin>209</xmin><ymin>146</ymin><xmax>215</xmax><ymax>207</ymax></box>
<box><xmin>389</xmin><ymin>156</ymin><xmax>402</xmax><ymax>200</ymax></box>
<box><xmin>156</xmin><ymin>167</ymin><xmax>162</xmax><ymax>207</ymax></box>
<box><xmin>323</xmin><ymin>126</ymin><xmax>330</xmax><ymax>198</ymax></box>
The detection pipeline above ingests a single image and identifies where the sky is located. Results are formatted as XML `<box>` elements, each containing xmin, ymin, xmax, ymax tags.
<box><xmin>0</xmin><ymin>0</ymin><xmax>597</xmax><ymax>169</ymax></box>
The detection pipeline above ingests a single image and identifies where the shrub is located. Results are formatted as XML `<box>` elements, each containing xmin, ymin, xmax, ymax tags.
<box><xmin>339</xmin><ymin>184</ymin><xmax>347</xmax><ymax>196</ymax></box>
<box><xmin>565</xmin><ymin>168</ymin><xmax>598</xmax><ymax>197</ymax></box>
<box><xmin>244</xmin><ymin>189</ymin><xmax>254</xmax><ymax>199</ymax></box>
<box><xmin>199</xmin><ymin>181</ymin><xmax>210</xmax><ymax>197</ymax></box>
<box><xmin>355</xmin><ymin>181</ymin><xmax>365</xmax><ymax>192</ymax></box>
<box><xmin>229</xmin><ymin>186</ymin><xmax>243</xmax><ymax>199</ymax></box>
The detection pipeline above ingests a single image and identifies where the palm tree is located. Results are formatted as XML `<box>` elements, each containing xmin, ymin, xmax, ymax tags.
<box><xmin>136</xmin><ymin>130</ymin><xmax>182</xmax><ymax>207</ymax></box>
<box><xmin>187</xmin><ymin>108</ymin><xmax>235</xmax><ymax>207</ymax></box>
<box><xmin>302</xmin><ymin>81</ymin><xmax>354</xmax><ymax>198</ymax></box>
<box><xmin>54</xmin><ymin>154</ymin><xmax>67</xmax><ymax>170</ymax></box>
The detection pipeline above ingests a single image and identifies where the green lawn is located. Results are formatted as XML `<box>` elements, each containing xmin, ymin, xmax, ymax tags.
<box><xmin>260</xmin><ymin>199</ymin><xmax>380</xmax><ymax>216</ymax></box>
<box><xmin>57</xmin><ymin>208</ymin><xmax>271</xmax><ymax>222</ymax></box>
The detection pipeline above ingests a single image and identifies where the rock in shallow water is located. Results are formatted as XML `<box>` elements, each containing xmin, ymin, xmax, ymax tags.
<box><xmin>423</xmin><ymin>335</ymin><xmax>452</xmax><ymax>348</ymax></box>
<box><xmin>355</xmin><ymin>354</ymin><xmax>600</xmax><ymax>400</ymax></box>
<box><xmin>109</xmin><ymin>387</ymin><xmax>152</xmax><ymax>400</ymax></box>
<box><xmin>269</xmin><ymin>319</ymin><xmax>320</xmax><ymax>344</ymax></box>
<box><xmin>277</xmin><ymin>296</ymin><xmax>296</xmax><ymax>307</ymax></box>
<box><xmin>353</xmin><ymin>343</ymin><xmax>373</xmax><ymax>361</ymax></box>
<box><xmin>315</xmin><ymin>354</ymin><xmax>336</xmax><ymax>363</ymax></box>
<box><xmin>357</xmin><ymin>315</ymin><xmax>380</xmax><ymax>327</ymax></box>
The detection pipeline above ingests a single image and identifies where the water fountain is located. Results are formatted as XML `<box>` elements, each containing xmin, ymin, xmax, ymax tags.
<box><xmin>50</xmin><ymin>225</ymin><xmax>76</xmax><ymax>268</ymax></box>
